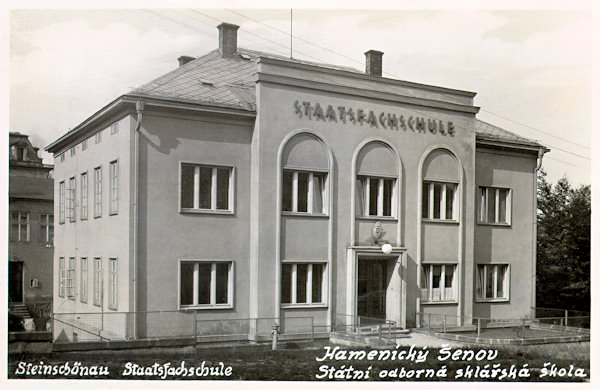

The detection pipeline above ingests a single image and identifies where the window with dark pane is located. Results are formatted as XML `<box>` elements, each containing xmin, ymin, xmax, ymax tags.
<box><xmin>281</xmin><ymin>264</ymin><xmax>292</xmax><ymax>303</ymax></box>
<box><xmin>180</xmin><ymin>263</ymin><xmax>194</xmax><ymax>306</ymax></box>
<box><xmin>198</xmin><ymin>167</ymin><xmax>212</xmax><ymax>209</ymax></box>
<box><xmin>197</xmin><ymin>263</ymin><xmax>212</xmax><ymax>304</ymax></box>
<box><xmin>216</xmin><ymin>168</ymin><xmax>229</xmax><ymax>210</ymax></box>
<box><xmin>312</xmin><ymin>264</ymin><xmax>323</xmax><ymax>303</ymax></box>
<box><xmin>282</xmin><ymin>171</ymin><xmax>293</xmax><ymax>212</ymax></box>
<box><xmin>215</xmin><ymin>263</ymin><xmax>229</xmax><ymax>304</ymax></box>
<box><xmin>180</xmin><ymin>165</ymin><xmax>195</xmax><ymax>208</ymax></box>
<box><xmin>297</xmin><ymin>172</ymin><xmax>309</xmax><ymax>212</ymax></box>
<box><xmin>296</xmin><ymin>264</ymin><xmax>308</xmax><ymax>303</ymax></box>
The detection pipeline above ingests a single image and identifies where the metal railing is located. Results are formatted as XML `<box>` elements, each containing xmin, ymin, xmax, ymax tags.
<box><xmin>420</xmin><ymin>311</ymin><xmax>590</xmax><ymax>340</ymax></box>
<box><xmin>333</xmin><ymin>313</ymin><xmax>397</xmax><ymax>344</ymax></box>
<box><xmin>531</xmin><ymin>307</ymin><xmax>590</xmax><ymax>328</ymax></box>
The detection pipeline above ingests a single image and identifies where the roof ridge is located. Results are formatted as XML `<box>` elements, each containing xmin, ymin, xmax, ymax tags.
<box><xmin>238</xmin><ymin>47</ymin><xmax>362</xmax><ymax>73</ymax></box>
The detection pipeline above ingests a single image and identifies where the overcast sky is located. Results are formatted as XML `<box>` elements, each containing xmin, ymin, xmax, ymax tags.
<box><xmin>6</xmin><ymin>2</ymin><xmax>595</xmax><ymax>185</ymax></box>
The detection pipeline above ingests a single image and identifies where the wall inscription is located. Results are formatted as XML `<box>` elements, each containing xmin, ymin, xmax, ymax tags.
<box><xmin>294</xmin><ymin>100</ymin><xmax>455</xmax><ymax>136</ymax></box>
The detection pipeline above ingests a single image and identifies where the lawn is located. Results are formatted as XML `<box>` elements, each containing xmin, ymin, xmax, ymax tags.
<box><xmin>8</xmin><ymin>340</ymin><xmax>589</xmax><ymax>382</ymax></box>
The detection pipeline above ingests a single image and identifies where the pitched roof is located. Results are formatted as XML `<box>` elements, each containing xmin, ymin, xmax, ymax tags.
<box><xmin>128</xmin><ymin>48</ymin><xmax>365</xmax><ymax>112</ymax></box>
<box><xmin>130</xmin><ymin>49</ymin><xmax>258</xmax><ymax>111</ymax></box>
<box><xmin>474</xmin><ymin>119</ymin><xmax>545</xmax><ymax>149</ymax></box>
<box><xmin>49</xmin><ymin>46</ymin><xmax>545</xmax><ymax>152</ymax></box>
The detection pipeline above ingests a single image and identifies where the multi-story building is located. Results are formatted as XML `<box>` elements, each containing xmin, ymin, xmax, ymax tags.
<box><xmin>9</xmin><ymin>132</ymin><xmax>54</xmax><ymax>314</ymax></box>
<box><xmin>46</xmin><ymin>23</ymin><xmax>547</xmax><ymax>342</ymax></box>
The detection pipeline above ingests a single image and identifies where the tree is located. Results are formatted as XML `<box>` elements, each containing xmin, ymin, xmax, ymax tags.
<box><xmin>536</xmin><ymin>169</ymin><xmax>590</xmax><ymax>312</ymax></box>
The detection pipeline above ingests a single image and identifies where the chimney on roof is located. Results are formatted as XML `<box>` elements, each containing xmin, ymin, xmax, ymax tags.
<box><xmin>365</xmin><ymin>50</ymin><xmax>383</xmax><ymax>77</ymax></box>
<box><xmin>218</xmin><ymin>22</ymin><xmax>240</xmax><ymax>58</ymax></box>
<box><xmin>178</xmin><ymin>56</ymin><xmax>195</xmax><ymax>67</ymax></box>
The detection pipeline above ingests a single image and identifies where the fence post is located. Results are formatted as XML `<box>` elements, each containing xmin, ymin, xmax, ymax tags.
<box><xmin>565</xmin><ymin>310</ymin><xmax>568</xmax><ymax>327</ymax></box>
<box><xmin>311</xmin><ymin>317</ymin><xmax>314</xmax><ymax>342</ymax></box>
<box><xmin>477</xmin><ymin>318</ymin><xmax>481</xmax><ymax>337</ymax></box>
<box><xmin>193</xmin><ymin>311</ymin><xmax>197</xmax><ymax>340</ymax></box>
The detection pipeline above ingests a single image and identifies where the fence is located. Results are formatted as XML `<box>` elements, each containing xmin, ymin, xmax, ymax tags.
<box><xmin>52</xmin><ymin>311</ymin><xmax>320</xmax><ymax>343</ymax></box>
<box><xmin>532</xmin><ymin>307</ymin><xmax>590</xmax><ymax>329</ymax></box>
<box><xmin>420</xmin><ymin>309</ymin><xmax>590</xmax><ymax>341</ymax></box>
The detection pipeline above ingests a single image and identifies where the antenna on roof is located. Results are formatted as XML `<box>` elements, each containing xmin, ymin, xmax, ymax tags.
<box><xmin>290</xmin><ymin>9</ymin><xmax>293</xmax><ymax>59</ymax></box>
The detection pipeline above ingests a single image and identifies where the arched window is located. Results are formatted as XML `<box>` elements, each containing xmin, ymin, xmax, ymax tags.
<box><xmin>281</xmin><ymin>133</ymin><xmax>329</xmax><ymax>215</ymax></box>
<box><xmin>355</xmin><ymin>141</ymin><xmax>398</xmax><ymax>218</ymax></box>
<box><xmin>421</xmin><ymin>149</ymin><xmax>460</xmax><ymax>221</ymax></box>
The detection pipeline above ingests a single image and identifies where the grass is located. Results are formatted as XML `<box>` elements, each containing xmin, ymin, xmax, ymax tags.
<box><xmin>7</xmin><ymin>340</ymin><xmax>589</xmax><ymax>381</ymax></box>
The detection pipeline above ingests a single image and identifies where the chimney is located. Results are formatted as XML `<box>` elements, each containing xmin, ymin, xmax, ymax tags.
<box><xmin>365</xmin><ymin>50</ymin><xmax>383</xmax><ymax>77</ymax></box>
<box><xmin>218</xmin><ymin>22</ymin><xmax>240</xmax><ymax>58</ymax></box>
<box><xmin>178</xmin><ymin>56</ymin><xmax>195</xmax><ymax>67</ymax></box>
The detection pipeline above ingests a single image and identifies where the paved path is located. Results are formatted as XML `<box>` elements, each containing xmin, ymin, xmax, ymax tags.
<box><xmin>395</xmin><ymin>332</ymin><xmax>464</xmax><ymax>347</ymax></box>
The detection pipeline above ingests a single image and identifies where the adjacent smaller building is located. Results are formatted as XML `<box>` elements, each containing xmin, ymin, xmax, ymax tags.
<box><xmin>9</xmin><ymin>132</ymin><xmax>54</xmax><ymax>307</ymax></box>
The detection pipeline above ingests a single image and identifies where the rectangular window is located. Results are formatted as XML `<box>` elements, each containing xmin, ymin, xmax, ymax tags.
<box><xmin>95</xmin><ymin>131</ymin><xmax>102</xmax><ymax>144</ymax></box>
<box><xmin>111</xmin><ymin>122</ymin><xmax>119</xmax><ymax>135</ymax></box>
<box><xmin>80</xmin><ymin>172</ymin><xmax>88</xmax><ymax>220</ymax></box>
<box><xmin>60</xmin><ymin>154</ymin><xmax>65</xmax><ymax>162</ymax></box>
<box><xmin>82</xmin><ymin>139</ymin><xmax>88</xmax><ymax>151</ymax></box>
<box><xmin>479</xmin><ymin>187</ymin><xmax>511</xmax><ymax>225</ymax></box>
<box><xmin>67</xmin><ymin>257</ymin><xmax>76</xmax><ymax>299</ymax></box>
<box><xmin>281</xmin><ymin>263</ymin><xmax>326</xmax><ymax>305</ymax></box>
<box><xmin>179</xmin><ymin>261</ymin><xmax>233</xmax><ymax>308</ymax></box>
<box><xmin>59</xmin><ymin>181</ymin><xmax>65</xmax><ymax>223</ymax></box>
<box><xmin>421</xmin><ymin>264</ymin><xmax>457</xmax><ymax>303</ymax></box>
<box><xmin>80</xmin><ymin>257</ymin><xmax>88</xmax><ymax>303</ymax></box>
<box><xmin>108</xmin><ymin>258</ymin><xmax>118</xmax><ymax>309</ymax></box>
<box><xmin>94</xmin><ymin>167</ymin><xmax>102</xmax><ymax>217</ymax></box>
<box><xmin>180</xmin><ymin>164</ymin><xmax>233</xmax><ymax>212</ymax></box>
<box><xmin>10</xmin><ymin>212</ymin><xmax>30</xmax><ymax>242</ymax></box>
<box><xmin>67</xmin><ymin>177</ymin><xmax>76</xmax><ymax>222</ymax></box>
<box><xmin>282</xmin><ymin>170</ymin><xmax>327</xmax><ymax>214</ymax></box>
<box><xmin>93</xmin><ymin>257</ymin><xmax>102</xmax><ymax>306</ymax></box>
<box><xmin>58</xmin><ymin>257</ymin><xmax>66</xmax><ymax>298</ymax></box>
<box><xmin>70</xmin><ymin>147</ymin><xmax>76</xmax><ymax>157</ymax></box>
<box><xmin>422</xmin><ymin>181</ymin><xmax>458</xmax><ymax>221</ymax></box>
<box><xmin>39</xmin><ymin>214</ymin><xmax>54</xmax><ymax>245</ymax></box>
<box><xmin>109</xmin><ymin>160</ymin><xmax>119</xmax><ymax>215</ymax></box>
<box><xmin>356</xmin><ymin>176</ymin><xmax>395</xmax><ymax>217</ymax></box>
<box><xmin>476</xmin><ymin>264</ymin><xmax>510</xmax><ymax>301</ymax></box>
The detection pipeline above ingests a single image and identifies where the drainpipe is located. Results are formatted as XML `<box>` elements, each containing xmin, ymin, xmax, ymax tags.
<box><xmin>133</xmin><ymin>100</ymin><xmax>144</xmax><ymax>338</ymax></box>
<box><xmin>532</xmin><ymin>147</ymin><xmax>546</xmax><ymax>320</ymax></box>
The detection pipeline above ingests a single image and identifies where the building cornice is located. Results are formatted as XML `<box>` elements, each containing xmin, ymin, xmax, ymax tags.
<box><xmin>45</xmin><ymin>94</ymin><xmax>256</xmax><ymax>154</ymax></box>
<box><xmin>257</xmin><ymin>73</ymin><xmax>480</xmax><ymax>115</ymax></box>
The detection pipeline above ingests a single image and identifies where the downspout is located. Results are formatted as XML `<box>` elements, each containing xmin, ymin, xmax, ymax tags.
<box><xmin>133</xmin><ymin>100</ymin><xmax>144</xmax><ymax>338</ymax></box>
<box><xmin>532</xmin><ymin>147</ymin><xmax>546</xmax><ymax>320</ymax></box>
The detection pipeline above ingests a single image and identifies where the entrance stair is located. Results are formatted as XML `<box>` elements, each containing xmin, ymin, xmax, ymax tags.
<box><xmin>10</xmin><ymin>303</ymin><xmax>32</xmax><ymax>319</ymax></box>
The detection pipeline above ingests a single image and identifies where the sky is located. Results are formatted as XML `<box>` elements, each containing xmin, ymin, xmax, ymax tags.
<box><xmin>5</xmin><ymin>1</ymin><xmax>596</xmax><ymax>186</ymax></box>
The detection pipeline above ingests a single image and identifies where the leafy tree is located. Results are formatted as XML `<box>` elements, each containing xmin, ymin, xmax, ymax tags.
<box><xmin>536</xmin><ymin>169</ymin><xmax>590</xmax><ymax>312</ymax></box>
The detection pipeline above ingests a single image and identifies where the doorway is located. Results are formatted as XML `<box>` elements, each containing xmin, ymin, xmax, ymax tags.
<box><xmin>9</xmin><ymin>261</ymin><xmax>24</xmax><ymax>303</ymax></box>
<box><xmin>357</xmin><ymin>258</ymin><xmax>387</xmax><ymax>321</ymax></box>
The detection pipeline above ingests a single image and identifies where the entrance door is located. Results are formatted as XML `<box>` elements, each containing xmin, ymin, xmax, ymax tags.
<box><xmin>357</xmin><ymin>259</ymin><xmax>387</xmax><ymax>321</ymax></box>
<box><xmin>9</xmin><ymin>261</ymin><xmax>24</xmax><ymax>303</ymax></box>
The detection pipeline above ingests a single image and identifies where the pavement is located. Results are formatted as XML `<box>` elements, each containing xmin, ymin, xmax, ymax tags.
<box><xmin>395</xmin><ymin>332</ymin><xmax>464</xmax><ymax>347</ymax></box>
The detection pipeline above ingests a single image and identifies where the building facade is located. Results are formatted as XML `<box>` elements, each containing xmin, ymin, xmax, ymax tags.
<box><xmin>46</xmin><ymin>23</ymin><xmax>547</xmax><ymax>342</ymax></box>
<box><xmin>9</xmin><ymin>132</ymin><xmax>54</xmax><ymax>309</ymax></box>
